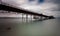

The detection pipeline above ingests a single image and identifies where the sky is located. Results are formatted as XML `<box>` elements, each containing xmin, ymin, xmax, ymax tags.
<box><xmin>1</xmin><ymin>0</ymin><xmax>60</xmax><ymax>17</ymax></box>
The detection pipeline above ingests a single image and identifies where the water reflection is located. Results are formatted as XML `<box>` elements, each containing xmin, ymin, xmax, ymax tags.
<box><xmin>0</xmin><ymin>18</ymin><xmax>60</xmax><ymax>36</ymax></box>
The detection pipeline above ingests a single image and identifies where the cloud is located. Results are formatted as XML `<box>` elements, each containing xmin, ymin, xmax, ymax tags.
<box><xmin>52</xmin><ymin>0</ymin><xmax>60</xmax><ymax>4</ymax></box>
<box><xmin>20</xmin><ymin>2</ymin><xmax>59</xmax><ymax>16</ymax></box>
<box><xmin>1</xmin><ymin>0</ymin><xmax>60</xmax><ymax>17</ymax></box>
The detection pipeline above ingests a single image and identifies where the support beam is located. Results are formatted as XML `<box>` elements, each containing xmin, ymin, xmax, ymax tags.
<box><xmin>40</xmin><ymin>16</ymin><xmax>43</xmax><ymax>21</ymax></box>
<box><xmin>26</xmin><ymin>14</ymin><xmax>28</xmax><ymax>22</ymax></box>
<box><xmin>31</xmin><ymin>15</ymin><xmax>32</xmax><ymax>21</ymax></box>
<box><xmin>22</xmin><ymin>13</ymin><xmax>24</xmax><ymax>22</ymax></box>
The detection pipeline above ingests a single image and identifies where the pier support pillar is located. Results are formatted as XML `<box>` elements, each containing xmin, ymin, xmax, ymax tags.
<box><xmin>31</xmin><ymin>15</ymin><xmax>32</xmax><ymax>21</ymax></box>
<box><xmin>40</xmin><ymin>16</ymin><xmax>43</xmax><ymax>21</ymax></box>
<box><xmin>22</xmin><ymin>13</ymin><xmax>24</xmax><ymax>22</ymax></box>
<box><xmin>26</xmin><ymin>14</ymin><xmax>28</xmax><ymax>22</ymax></box>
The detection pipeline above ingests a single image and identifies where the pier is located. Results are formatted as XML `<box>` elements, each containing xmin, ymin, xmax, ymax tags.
<box><xmin>0</xmin><ymin>4</ymin><xmax>55</xmax><ymax>21</ymax></box>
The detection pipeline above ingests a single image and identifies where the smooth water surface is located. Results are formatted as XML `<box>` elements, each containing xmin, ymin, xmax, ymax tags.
<box><xmin>0</xmin><ymin>18</ymin><xmax>60</xmax><ymax>36</ymax></box>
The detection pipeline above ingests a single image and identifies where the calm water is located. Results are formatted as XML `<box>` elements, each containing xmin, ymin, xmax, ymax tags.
<box><xmin>0</xmin><ymin>18</ymin><xmax>60</xmax><ymax>36</ymax></box>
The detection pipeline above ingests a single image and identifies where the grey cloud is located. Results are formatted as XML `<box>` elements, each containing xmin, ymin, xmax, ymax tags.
<box><xmin>49</xmin><ymin>0</ymin><xmax>60</xmax><ymax>13</ymax></box>
<box><xmin>52</xmin><ymin>0</ymin><xmax>60</xmax><ymax>4</ymax></box>
<box><xmin>2</xmin><ymin>0</ymin><xmax>21</xmax><ymax>7</ymax></box>
<box><xmin>50</xmin><ymin>7</ymin><xmax>60</xmax><ymax>11</ymax></box>
<box><xmin>45</xmin><ymin>0</ymin><xmax>60</xmax><ymax>4</ymax></box>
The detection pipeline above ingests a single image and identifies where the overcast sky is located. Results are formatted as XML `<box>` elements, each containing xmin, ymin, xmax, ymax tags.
<box><xmin>1</xmin><ymin>0</ymin><xmax>60</xmax><ymax>17</ymax></box>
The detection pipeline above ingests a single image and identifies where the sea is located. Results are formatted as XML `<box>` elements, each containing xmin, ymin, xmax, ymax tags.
<box><xmin>0</xmin><ymin>17</ymin><xmax>60</xmax><ymax>36</ymax></box>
